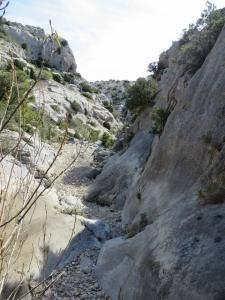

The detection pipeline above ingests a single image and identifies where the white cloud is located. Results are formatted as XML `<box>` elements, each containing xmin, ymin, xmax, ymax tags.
<box><xmin>7</xmin><ymin>0</ymin><xmax>225</xmax><ymax>81</ymax></box>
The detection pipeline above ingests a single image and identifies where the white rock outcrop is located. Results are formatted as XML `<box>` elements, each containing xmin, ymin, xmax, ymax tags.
<box><xmin>3</xmin><ymin>21</ymin><xmax>77</xmax><ymax>73</ymax></box>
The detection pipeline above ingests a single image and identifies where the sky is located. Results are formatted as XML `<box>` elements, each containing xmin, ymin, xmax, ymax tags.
<box><xmin>6</xmin><ymin>0</ymin><xmax>225</xmax><ymax>81</ymax></box>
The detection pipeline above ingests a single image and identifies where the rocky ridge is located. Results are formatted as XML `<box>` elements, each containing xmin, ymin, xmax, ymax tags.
<box><xmin>92</xmin><ymin>80</ymin><xmax>132</xmax><ymax>112</ymax></box>
<box><xmin>3</xmin><ymin>20</ymin><xmax>77</xmax><ymax>73</ymax></box>
<box><xmin>0</xmin><ymin>19</ymin><xmax>122</xmax><ymax>144</ymax></box>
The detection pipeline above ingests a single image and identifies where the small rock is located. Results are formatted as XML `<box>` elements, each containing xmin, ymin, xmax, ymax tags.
<box><xmin>80</xmin><ymin>256</ymin><xmax>93</xmax><ymax>274</ymax></box>
<box><xmin>81</xmin><ymin>217</ymin><xmax>112</xmax><ymax>241</ymax></box>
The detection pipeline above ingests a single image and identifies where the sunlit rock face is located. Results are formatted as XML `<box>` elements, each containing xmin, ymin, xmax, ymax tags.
<box><xmin>3</xmin><ymin>21</ymin><xmax>77</xmax><ymax>73</ymax></box>
<box><xmin>95</xmin><ymin>23</ymin><xmax>225</xmax><ymax>300</ymax></box>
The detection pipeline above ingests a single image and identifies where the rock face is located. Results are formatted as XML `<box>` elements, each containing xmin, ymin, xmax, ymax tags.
<box><xmin>41</xmin><ymin>37</ymin><xmax>77</xmax><ymax>73</ymax></box>
<box><xmin>85</xmin><ymin>130</ymin><xmax>153</xmax><ymax>208</ymax></box>
<box><xmin>3</xmin><ymin>21</ymin><xmax>77</xmax><ymax>72</ymax></box>
<box><xmin>0</xmin><ymin>19</ymin><xmax>122</xmax><ymax>144</ymax></box>
<box><xmin>93</xmin><ymin>80</ymin><xmax>132</xmax><ymax>113</ymax></box>
<box><xmin>95</xmin><ymin>24</ymin><xmax>225</xmax><ymax>299</ymax></box>
<box><xmin>33</xmin><ymin>80</ymin><xmax>120</xmax><ymax>134</ymax></box>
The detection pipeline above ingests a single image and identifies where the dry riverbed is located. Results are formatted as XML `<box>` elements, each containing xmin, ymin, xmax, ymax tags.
<box><xmin>42</xmin><ymin>141</ymin><xmax>124</xmax><ymax>300</ymax></box>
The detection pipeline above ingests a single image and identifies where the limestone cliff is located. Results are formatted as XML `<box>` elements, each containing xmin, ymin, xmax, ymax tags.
<box><xmin>3</xmin><ymin>20</ymin><xmax>77</xmax><ymax>73</ymax></box>
<box><xmin>93</xmin><ymin>16</ymin><xmax>225</xmax><ymax>300</ymax></box>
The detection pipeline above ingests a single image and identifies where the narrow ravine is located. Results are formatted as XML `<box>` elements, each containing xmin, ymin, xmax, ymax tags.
<box><xmin>42</xmin><ymin>141</ymin><xmax>124</xmax><ymax>300</ymax></box>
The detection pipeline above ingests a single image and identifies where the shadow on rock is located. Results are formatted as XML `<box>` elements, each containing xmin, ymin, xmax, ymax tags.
<box><xmin>63</xmin><ymin>166</ymin><xmax>101</xmax><ymax>186</ymax></box>
<box><xmin>2</xmin><ymin>217</ymin><xmax>112</xmax><ymax>300</ymax></box>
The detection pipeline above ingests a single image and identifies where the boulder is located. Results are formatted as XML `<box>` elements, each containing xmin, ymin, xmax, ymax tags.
<box><xmin>80</xmin><ymin>217</ymin><xmax>112</xmax><ymax>242</ymax></box>
<box><xmin>85</xmin><ymin>131</ymin><xmax>154</xmax><ymax>208</ymax></box>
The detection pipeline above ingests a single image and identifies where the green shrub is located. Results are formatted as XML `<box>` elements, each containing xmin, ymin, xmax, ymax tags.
<box><xmin>101</xmin><ymin>132</ymin><xmax>114</xmax><ymax>148</ymax></box>
<box><xmin>71</xmin><ymin>101</ymin><xmax>81</xmax><ymax>113</ymax></box>
<box><xmin>0</xmin><ymin>137</ymin><xmax>15</xmax><ymax>155</ymax></box>
<box><xmin>63</xmin><ymin>72</ymin><xmax>74</xmax><ymax>84</ymax></box>
<box><xmin>0</xmin><ymin>24</ymin><xmax>9</xmax><ymax>41</ymax></box>
<box><xmin>0</xmin><ymin>70</ymin><xmax>12</xmax><ymax>101</ymax></box>
<box><xmin>103</xmin><ymin>101</ymin><xmax>113</xmax><ymax>113</ymax></box>
<box><xmin>89</xmin><ymin>128</ymin><xmax>100</xmax><ymax>142</ymax></box>
<box><xmin>38</xmin><ymin>115</ymin><xmax>64</xmax><ymax>142</ymax></box>
<box><xmin>0</xmin><ymin>30</ymin><xmax>6</xmax><ymax>40</ymax></box>
<box><xmin>14</xmin><ymin>59</ymin><xmax>26</xmax><ymax>70</ymax></box>
<box><xmin>0</xmin><ymin>70</ymin><xmax>30</xmax><ymax>104</ymax></box>
<box><xmin>52</xmin><ymin>72</ymin><xmax>63</xmax><ymax>83</ymax></box>
<box><xmin>68</xmin><ymin>118</ymin><xmax>100</xmax><ymax>142</ymax></box>
<box><xmin>0</xmin><ymin>69</ymin><xmax>33</xmax><ymax>132</ymax></box>
<box><xmin>74</xmin><ymin>72</ymin><xmax>82</xmax><ymax>79</ymax></box>
<box><xmin>21</xmin><ymin>105</ymin><xmax>41</xmax><ymax>132</ymax></box>
<box><xmin>57</xmin><ymin>118</ymin><xmax>67</xmax><ymax>130</ymax></box>
<box><xmin>21</xmin><ymin>43</ymin><xmax>28</xmax><ymax>50</ymax></box>
<box><xmin>103</xmin><ymin>121</ymin><xmax>111</xmax><ymax>130</ymax></box>
<box><xmin>30</xmin><ymin>68</ymin><xmax>37</xmax><ymax>80</ymax></box>
<box><xmin>80</xmin><ymin>82</ymin><xmax>96</xmax><ymax>93</ymax></box>
<box><xmin>177</xmin><ymin>3</ymin><xmax>225</xmax><ymax>73</ymax></box>
<box><xmin>151</xmin><ymin>106</ymin><xmax>170</xmax><ymax>135</ymax></box>
<box><xmin>40</xmin><ymin>70</ymin><xmax>52</xmax><ymax>80</ymax></box>
<box><xmin>126</xmin><ymin>78</ymin><xmax>157</xmax><ymax>112</ymax></box>
<box><xmin>16</xmin><ymin>70</ymin><xmax>29</xmax><ymax>83</ymax></box>
<box><xmin>81</xmin><ymin>92</ymin><xmax>93</xmax><ymax>99</ymax></box>
<box><xmin>148</xmin><ymin>61</ymin><xmax>167</xmax><ymax>80</ymax></box>
<box><xmin>74</xmin><ymin>131</ymin><xmax>81</xmax><ymax>139</ymax></box>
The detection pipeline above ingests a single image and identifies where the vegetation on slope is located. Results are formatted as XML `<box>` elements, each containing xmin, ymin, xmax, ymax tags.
<box><xmin>125</xmin><ymin>77</ymin><xmax>157</xmax><ymax>112</ymax></box>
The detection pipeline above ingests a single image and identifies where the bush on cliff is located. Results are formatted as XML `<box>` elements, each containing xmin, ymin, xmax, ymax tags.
<box><xmin>178</xmin><ymin>2</ymin><xmax>225</xmax><ymax>72</ymax></box>
<box><xmin>40</xmin><ymin>69</ymin><xmax>53</xmax><ymax>80</ymax></box>
<box><xmin>103</xmin><ymin>101</ymin><xmax>114</xmax><ymax>113</ymax></box>
<box><xmin>80</xmin><ymin>81</ymin><xmax>98</xmax><ymax>93</ymax></box>
<box><xmin>126</xmin><ymin>77</ymin><xmax>157</xmax><ymax>112</ymax></box>
<box><xmin>101</xmin><ymin>132</ymin><xmax>114</xmax><ymax>148</ymax></box>
<box><xmin>0</xmin><ymin>69</ymin><xmax>45</xmax><ymax>135</ymax></box>
<box><xmin>151</xmin><ymin>106</ymin><xmax>170</xmax><ymax>135</ymax></box>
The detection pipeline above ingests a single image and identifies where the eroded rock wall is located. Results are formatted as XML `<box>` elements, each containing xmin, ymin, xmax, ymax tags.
<box><xmin>3</xmin><ymin>21</ymin><xmax>77</xmax><ymax>73</ymax></box>
<box><xmin>96</xmin><ymin>24</ymin><xmax>225</xmax><ymax>300</ymax></box>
